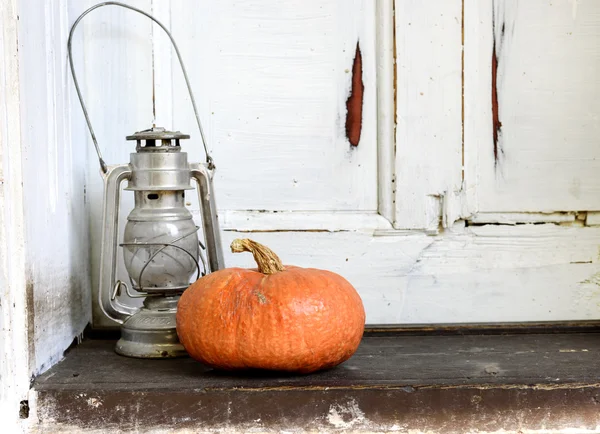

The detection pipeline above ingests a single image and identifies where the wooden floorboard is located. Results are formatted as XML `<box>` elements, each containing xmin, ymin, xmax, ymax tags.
<box><xmin>33</xmin><ymin>333</ymin><xmax>600</xmax><ymax>432</ymax></box>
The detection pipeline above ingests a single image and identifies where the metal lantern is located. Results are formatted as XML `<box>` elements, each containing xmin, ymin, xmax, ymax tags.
<box><xmin>68</xmin><ymin>2</ymin><xmax>224</xmax><ymax>358</ymax></box>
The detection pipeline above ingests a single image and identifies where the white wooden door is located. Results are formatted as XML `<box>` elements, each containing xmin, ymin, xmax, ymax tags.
<box><xmin>68</xmin><ymin>0</ymin><xmax>600</xmax><ymax>328</ymax></box>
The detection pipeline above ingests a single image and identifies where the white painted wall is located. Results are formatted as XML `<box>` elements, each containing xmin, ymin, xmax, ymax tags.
<box><xmin>19</xmin><ymin>0</ymin><xmax>91</xmax><ymax>375</ymax></box>
<box><xmin>1</xmin><ymin>0</ymin><xmax>90</xmax><ymax>429</ymax></box>
<box><xmin>65</xmin><ymin>0</ymin><xmax>600</xmax><ymax>328</ymax></box>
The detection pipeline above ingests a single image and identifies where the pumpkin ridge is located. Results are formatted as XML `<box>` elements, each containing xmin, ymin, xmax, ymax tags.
<box><xmin>296</xmin><ymin>270</ymin><xmax>319</xmax><ymax>368</ymax></box>
<box><xmin>236</xmin><ymin>271</ymin><xmax>270</xmax><ymax>369</ymax></box>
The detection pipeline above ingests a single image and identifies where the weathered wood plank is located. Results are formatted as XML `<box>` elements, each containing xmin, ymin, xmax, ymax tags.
<box><xmin>0</xmin><ymin>0</ymin><xmax>32</xmax><ymax>427</ymax></box>
<box><xmin>218</xmin><ymin>210</ymin><xmax>392</xmax><ymax>231</ymax></box>
<box><xmin>33</xmin><ymin>335</ymin><xmax>600</xmax><ymax>432</ymax></box>
<box><xmin>221</xmin><ymin>225</ymin><xmax>600</xmax><ymax>324</ymax></box>
<box><xmin>19</xmin><ymin>0</ymin><xmax>91</xmax><ymax>373</ymax></box>
<box><xmin>376</xmin><ymin>0</ymin><xmax>396</xmax><ymax>224</ymax></box>
<box><xmin>463</xmin><ymin>0</ymin><xmax>493</xmax><ymax>217</ymax></box>
<box><xmin>468</xmin><ymin>211</ymin><xmax>578</xmax><ymax>225</ymax></box>
<box><xmin>34</xmin><ymin>334</ymin><xmax>600</xmax><ymax>389</ymax></box>
<box><xmin>394</xmin><ymin>0</ymin><xmax>463</xmax><ymax>230</ymax></box>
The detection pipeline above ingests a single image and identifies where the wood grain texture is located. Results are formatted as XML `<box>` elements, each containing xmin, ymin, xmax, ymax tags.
<box><xmin>463</xmin><ymin>0</ymin><xmax>492</xmax><ymax>217</ymax></box>
<box><xmin>33</xmin><ymin>335</ymin><xmax>600</xmax><ymax>432</ymax></box>
<box><xmin>0</xmin><ymin>0</ymin><xmax>31</xmax><ymax>428</ymax></box>
<box><xmin>221</xmin><ymin>225</ymin><xmax>600</xmax><ymax>324</ymax></box>
<box><xmin>474</xmin><ymin>0</ymin><xmax>600</xmax><ymax>213</ymax></box>
<box><xmin>394</xmin><ymin>0</ymin><xmax>463</xmax><ymax>230</ymax></box>
<box><xmin>18</xmin><ymin>0</ymin><xmax>91</xmax><ymax>374</ymax></box>
<box><xmin>34</xmin><ymin>334</ymin><xmax>600</xmax><ymax>390</ymax></box>
<box><xmin>375</xmin><ymin>0</ymin><xmax>396</xmax><ymax>224</ymax></box>
<box><xmin>469</xmin><ymin>211</ymin><xmax>577</xmax><ymax>225</ymax></box>
<box><xmin>218</xmin><ymin>210</ymin><xmax>392</xmax><ymax>231</ymax></box>
<box><xmin>169</xmin><ymin>0</ymin><xmax>378</xmax><ymax>211</ymax></box>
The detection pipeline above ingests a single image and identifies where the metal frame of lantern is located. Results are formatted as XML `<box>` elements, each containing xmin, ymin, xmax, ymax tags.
<box><xmin>67</xmin><ymin>2</ymin><xmax>224</xmax><ymax>358</ymax></box>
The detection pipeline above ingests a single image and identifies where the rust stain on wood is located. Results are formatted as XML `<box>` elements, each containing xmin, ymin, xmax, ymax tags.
<box><xmin>491</xmin><ymin>12</ymin><xmax>503</xmax><ymax>166</ymax></box>
<box><xmin>346</xmin><ymin>42</ymin><xmax>364</xmax><ymax>147</ymax></box>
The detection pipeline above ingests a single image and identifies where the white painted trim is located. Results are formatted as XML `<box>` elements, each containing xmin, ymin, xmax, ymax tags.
<box><xmin>376</xmin><ymin>0</ymin><xmax>395</xmax><ymax>225</ymax></box>
<box><xmin>586</xmin><ymin>212</ymin><xmax>600</xmax><ymax>226</ymax></box>
<box><xmin>469</xmin><ymin>212</ymin><xmax>577</xmax><ymax>225</ymax></box>
<box><xmin>393</xmin><ymin>0</ymin><xmax>463</xmax><ymax>230</ymax></box>
<box><xmin>462</xmin><ymin>0</ymin><xmax>492</xmax><ymax>217</ymax></box>
<box><xmin>0</xmin><ymin>0</ymin><xmax>31</xmax><ymax>428</ymax></box>
<box><xmin>222</xmin><ymin>224</ymin><xmax>600</xmax><ymax>324</ymax></box>
<box><xmin>205</xmin><ymin>208</ymin><xmax>600</xmax><ymax>232</ymax></box>
<box><xmin>19</xmin><ymin>0</ymin><xmax>90</xmax><ymax>376</ymax></box>
<box><xmin>216</xmin><ymin>210</ymin><xmax>393</xmax><ymax>232</ymax></box>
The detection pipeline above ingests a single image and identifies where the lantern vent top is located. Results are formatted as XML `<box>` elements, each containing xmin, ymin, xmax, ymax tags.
<box><xmin>127</xmin><ymin>127</ymin><xmax>190</xmax><ymax>153</ymax></box>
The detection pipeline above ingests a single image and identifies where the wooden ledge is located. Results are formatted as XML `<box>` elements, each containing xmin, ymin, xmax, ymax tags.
<box><xmin>33</xmin><ymin>333</ymin><xmax>600</xmax><ymax>432</ymax></box>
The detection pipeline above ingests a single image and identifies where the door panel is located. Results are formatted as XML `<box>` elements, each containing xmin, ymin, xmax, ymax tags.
<box><xmin>467</xmin><ymin>0</ymin><xmax>600</xmax><ymax>214</ymax></box>
<box><xmin>169</xmin><ymin>0</ymin><xmax>378</xmax><ymax>211</ymax></box>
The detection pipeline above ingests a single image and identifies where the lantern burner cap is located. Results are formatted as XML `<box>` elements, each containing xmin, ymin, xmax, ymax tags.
<box><xmin>126</xmin><ymin>127</ymin><xmax>190</xmax><ymax>141</ymax></box>
<box><xmin>127</xmin><ymin>127</ymin><xmax>190</xmax><ymax>153</ymax></box>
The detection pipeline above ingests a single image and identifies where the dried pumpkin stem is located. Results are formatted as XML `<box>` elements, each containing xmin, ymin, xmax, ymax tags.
<box><xmin>230</xmin><ymin>239</ymin><xmax>285</xmax><ymax>275</ymax></box>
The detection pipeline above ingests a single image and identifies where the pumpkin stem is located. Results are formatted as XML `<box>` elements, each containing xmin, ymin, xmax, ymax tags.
<box><xmin>230</xmin><ymin>239</ymin><xmax>285</xmax><ymax>275</ymax></box>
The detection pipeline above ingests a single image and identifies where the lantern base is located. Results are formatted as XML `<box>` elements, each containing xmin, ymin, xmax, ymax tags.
<box><xmin>115</xmin><ymin>337</ymin><xmax>186</xmax><ymax>359</ymax></box>
<box><xmin>115</xmin><ymin>297</ymin><xmax>188</xmax><ymax>359</ymax></box>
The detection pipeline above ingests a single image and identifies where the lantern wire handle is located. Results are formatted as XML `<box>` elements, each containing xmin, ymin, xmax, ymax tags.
<box><xmin>67</xmin><ymin>1</ymin><xmax>215</xmax><ymax>173</ymax></box>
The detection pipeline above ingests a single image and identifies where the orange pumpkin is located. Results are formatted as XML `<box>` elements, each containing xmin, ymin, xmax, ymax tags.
<box><xmin>176</xmin><ymin>238</ymin><xmax>365</xmax><ymax>373</ymax></box>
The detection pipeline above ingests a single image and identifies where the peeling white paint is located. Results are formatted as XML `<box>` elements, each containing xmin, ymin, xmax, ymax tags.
<box><xmin>394</xmin><ymin>0</ymin><xmax>463</xmax><ymax>230</ymax></box>
<box><xmin>0</xmin><ymin>0</ymin><xmax>30</xmax><ymax>430</ymax></box>
<box><xmin>223</xmin><ymin>225</ymin><xmax>600</xmax><ymax>324</ymax></box>
<box><xmin>27</xmin><ymin>423</ymin><xmax>600</xmax><ymax>434</ymax></box>
<box><xmin>326</xmin><ymin>398</ymin><xmax>367</xmax><ymax>429</ymax></box>
<box><xmin>85</xmin><ymin>397</ymin><xmax>102</xmax><ymax>409</ymax></box>
<box><xmin>1</xmin><ymin>0</ymin><xmax>91</xmax><ymax>430</ymax></box>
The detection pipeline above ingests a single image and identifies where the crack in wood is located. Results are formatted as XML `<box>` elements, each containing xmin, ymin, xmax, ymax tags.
<box><xmin>491</xmin><ymin>3</ymin><xmax>504</xmax><ymax>167</ymax></box>
<box><xmin>461</xmin><ymin>0</ymin><xmax>465</xmax><ymax>181</ymax></box>
<box><xmin>201</xmin><ymin>381</ymin><xmax>600</xmax><ymax>393</ymax></box>
<box><xmin>392</xmin><ymin>3</ymin><xmax>397</xmax><ymax>157</ymax></box>
<box><xmin>345</xmin><ymin>42</ymin><xmax>364</xmax><ymax>147</ymax></box>
<box><xmin>224</xmin><ymin>229</ymin><xmax>342</xmax><ymax>233</ymax></box>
